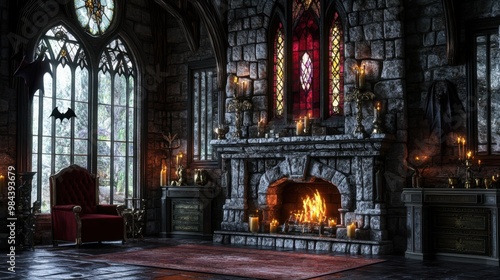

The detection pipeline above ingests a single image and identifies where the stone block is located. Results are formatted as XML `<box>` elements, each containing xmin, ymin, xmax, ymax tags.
<box><xmin>332</xmin><ymin>242</ymin><xmax>347</xmax><ymax>253</ymax></box>
<box><xmin>295</xmin><ymin>240</ymin><xmax>307</xmax><ymax>250</ymax></box>
<box><xmin>246</xmin><ymin>236</ymin><xmax>257</xmax><ymax>246</ymax></box>
<box><xmin>284</xmin><ymin>239</ymin><xmax>294</xmax><ymax>249</ymax></box>
<box><xmin>361</xmin><ymin>244</ymin><xmax>372</xmax><ymax>255</ymax></box>
<box><xmin>276</xmin><ymin>238</ymin><xmax>284</xmax><ymax>248</ymax></box>
<box><xmin>307</xmin><ymin>240</ymin><xmax>316</xmax><ymax>250</ymax></box>
<box><xmin>315</xmin><ymin>241</ymin><xmax>332</xmax><ymax>251</ymax></box>
<box><xmin>262</xmin><ymin>237</ymin><xmax>275</xmax><ymax>247</ymax></box>
<box><xmin>232</xmin><ymin>235</ymin><xmax>246</xmax><ymax>245</ymax></box>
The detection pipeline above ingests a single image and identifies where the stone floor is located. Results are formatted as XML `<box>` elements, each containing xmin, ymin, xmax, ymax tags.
<box><xmin>1</xmin><ymin>238</ymin><xmax>499</xmax><ymax>279</ymax></box>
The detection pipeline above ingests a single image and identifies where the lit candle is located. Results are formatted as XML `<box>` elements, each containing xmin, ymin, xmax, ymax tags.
<box><xmin>258</xmin><ymin>119</ymin><xmax>264</xmax><ymax>129</ymax></box>
<box><xmin>249</xmin><ymin>215</ymin><xmax>259</xmax><ymax>233</ymax></box>
<box><xmin>457</xmin><ymin>136</ymin><xmax>462</xmax><ymax>160</ymax></box>
<box><xmin>296</xmin><ymin>119</ymin><xmax>303</xmax><ymax>136</ymax></box>
<box><xmin>358</xmin><ymin>65</ymin><xmax>365</xmax><ymax>88</ymax></box>
<box><xmin>478</xmin><ymin>159</ymin><xmax>481</xmax><ymax>167</ymax></box>
<box><xmin>466</xmin><ymin>150</ymin><xmax>472</xmax><ymax>160</ymax></box>
<box><xmin>347</xmin><ymin>222</ymin><xmax>356</xmax><ymax>239</ymax></box>
<box><xmin>462</xmin><ymin>138</ymin><xmax>466</xmax><ymax>160</ymax></box>
<box><xmin>176</xmin><ymin>152</ymin><xmax>183</xmax><ymax>166</ymax></box>
<box><xmin>328</xmin><ymin>218</ymin><xmax>337</xmax><ymax>228</ymax></box>
<box><xmin>374</xmin><ymin>101</ymin><xmax>381</xmax><ymax>119</ymax></box>
<box><xmin>270</xmin><ymin>219</ymin><xmax>278</xmax><ymax>234</ymax></box>
<box><xmin>160</xmin><ymin>160</ymin><xmax>167</xmax><ymax>186</ymax></box>
<box><xmin>0</xmin><ymin>175</ymin><xmax>4</xmax><ymax>192</ymax></box>
<box><xmin>304</xmin><ymin>114</ymin><xmax>310</xmax><ymax>129</ymax></box>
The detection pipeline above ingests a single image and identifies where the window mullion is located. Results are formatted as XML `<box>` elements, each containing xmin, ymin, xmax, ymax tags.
<box><xmin>125</xmin><ymin>76</ymin><xmax>130</xmax><ymax>201</ymax></box>
<box><xmin>70</xmin><ymin>66</ymin><xmax>76</xmax><ymax>164</ymax></box>
<box><xmin>109</xmin><ymin>73</ymin><xmax>115</xmax><ymax>204</ymax></box>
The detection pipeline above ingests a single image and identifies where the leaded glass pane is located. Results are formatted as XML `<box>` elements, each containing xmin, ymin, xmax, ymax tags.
<box><xmin>74</xmin><ymin>0</ymin><xmax>115</xmax><ymax>36</ymax></box>
<box><xmin>329</xmin><ymin>13</ymin><xmax>344</xmax><ymax>116</ymax></box>
<box><xmin>114</xmin><ymin>73</ymin><xmax>127</xmax><ymax>106</ymax></box>
<box><xmin>476</xmin><ymin>35</ymin><xmax>488</xmax><ymax>153</ymax></box>
<box><xmin>98</xmin><ymin>71</ymin><xmax>112</xmax><ymax>104</ymax></box>
<box><xmin>300</xmin><ymin>52</ymin><xmax>312</xmax><ymax>91</ymax></box>
<box><xmin>114</xmin><ymin>106</ymin><xmax>127</xmax><ymax>141</ymax></box>
<box><xmin>274</xmin><ymin>23</ymin><xmax>285</xmax><ymax>118</ymax></box>
<box><xmin>490</xmin><ymin>33</ymin><xmax>500</xmax><ymax>153</ymax></box>
<box><xmin>98</xmin><ymin>104</ymin><xmax>112</xmax><ymax>140</ymax></box>
<box><xmin>75</xmin><ymin>67</ymin><xmax>89</xmax><ymax>102</ymax></box>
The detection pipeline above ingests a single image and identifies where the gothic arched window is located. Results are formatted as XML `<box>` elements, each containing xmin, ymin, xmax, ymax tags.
<box><xmin>31</xmin><ymin>24</ymin><xmax>139</xmax><ymax>212</ymax></box>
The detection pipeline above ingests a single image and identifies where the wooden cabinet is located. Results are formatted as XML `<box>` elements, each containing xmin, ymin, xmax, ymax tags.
<box><xmin>402</xmin><ymin>188</ymin><xmax>500</xmax><ymax>265</ymax></box>
<box><xmin>161</xmin><ymin>186</ymin><xmax>217</xmax><ymax>239</ymax></box>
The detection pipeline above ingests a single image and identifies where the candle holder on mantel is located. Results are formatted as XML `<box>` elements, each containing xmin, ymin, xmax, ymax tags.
<box><xmin>463</xmin><ymin>152</ymin><xmax>481</xmax><ymax>189</ymax></box>
<box><xmin>455</xmin><ymin>137</ymin><xmax>482</xmax><ymax>189</ymax></box>
<box><xmin>346</xmin><ymin>63</ymin><xmax>374</xmax><ymax>138</ymax></box>
<box><xmin>227</xmin><ymin>96</ymin><xmax>253</xmax><ymax>139</ymax></box>
<box><xmin>161</xmin><ymin>132</ymin><xmax>180</xmax><ymax>186</ymax></box>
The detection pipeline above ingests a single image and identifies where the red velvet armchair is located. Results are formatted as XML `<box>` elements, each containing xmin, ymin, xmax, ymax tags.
<box><xmin>50</xmin><ymin>164</ymin><xmax>126</xmax><ymax>246</ymax></box>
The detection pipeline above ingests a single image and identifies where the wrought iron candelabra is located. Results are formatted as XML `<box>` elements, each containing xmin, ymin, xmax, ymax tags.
<box><xmin>161</xmin><ymin>133</ymin><xmax>180</xmax><ymax>186</ymax></box>
<box><xmin>227</xmin><ymin>96</ymin><xmax>252</xmax><ymax>138</ymax></box>
<box><xmin>346</xmin><ymin>87</ymin><xmax>375</xmax><ymax>138</ymax></box>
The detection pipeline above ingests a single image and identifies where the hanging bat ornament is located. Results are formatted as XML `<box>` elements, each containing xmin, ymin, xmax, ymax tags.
<box><xmin>50</xmin><ymin>107</ymin><xmax>77</xmax><ymax>122</ymax></box>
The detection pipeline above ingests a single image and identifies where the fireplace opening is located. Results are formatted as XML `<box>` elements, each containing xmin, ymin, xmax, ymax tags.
<box><xmin>266</xmin><ymin>177</ymin><xmax>341</xmax><ymax>235</ymax></box>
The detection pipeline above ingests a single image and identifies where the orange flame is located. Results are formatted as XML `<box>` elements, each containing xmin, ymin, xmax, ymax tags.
<box><xmin>300</xmin><ymin>190</ymin><xmax>326</xmax><ymax>223</ymax></box>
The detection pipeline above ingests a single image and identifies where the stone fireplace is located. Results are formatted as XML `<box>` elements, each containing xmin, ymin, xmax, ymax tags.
<box><xmin>212</xmin><ymin>134</ymin><xmax>395</xmax><ymax>255</ymax></box>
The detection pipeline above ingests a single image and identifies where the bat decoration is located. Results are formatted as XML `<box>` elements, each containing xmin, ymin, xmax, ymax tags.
<box><xmin>50</xmin><ymin>107</ymin><xmax>77</xmax><ymax>122</ymax></box>
<box><xmin>13</xmin><ymin>47</ymin><xmax>52</xmax><ymax>99</ymax></box>
<box><xmin>424</xmin><ymin>80</ymin><xmax>465</xmax><ymax>139</ymax></box>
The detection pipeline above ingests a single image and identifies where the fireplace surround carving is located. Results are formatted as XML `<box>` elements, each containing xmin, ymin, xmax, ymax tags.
<box><xmin>212</xmin><ymin>134</ymin><xmax>395</xmax><ymax>255</ymax></box>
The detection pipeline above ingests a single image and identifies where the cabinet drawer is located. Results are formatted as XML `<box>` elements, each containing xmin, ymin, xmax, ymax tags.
<box><xmin>431</xmin><ymin>207</ymin><xmax>492</xmax><ymax>256</ymax></box>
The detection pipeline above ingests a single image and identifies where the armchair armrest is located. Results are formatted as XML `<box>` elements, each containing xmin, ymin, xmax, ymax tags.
<box><xmin>52</xmin><ymin>204</ymin><xmax>80</xmax><ymax>212</ymax></box>
<box><xmin>96</xmin><ymin>204</ymin><xmax>124</xmax><ymax>216</ymax></box>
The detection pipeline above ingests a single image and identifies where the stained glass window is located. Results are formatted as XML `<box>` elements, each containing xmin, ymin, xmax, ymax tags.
<box><xmin>329</xmin><ymin>13</ymin><xmax>344</xmax><ymax>115</ymax></box>
<box><xmin>292</xmin><ymin>10</ymin><xmax>320</xmax><ymax>119</ymax></box>
<box><xmin>273</xmin><ymin>23</ymin><xmax>285</xmax><ymax>118</ymax></box>
<box><xmin>271</xmin><ymin>0</ymin><xmax>344</xmax><ymax>122</ymax></box>
<box><xmin>74</xmin><ymin>0</ymin><xmax>115</xmax><ymax>36</ymax></box>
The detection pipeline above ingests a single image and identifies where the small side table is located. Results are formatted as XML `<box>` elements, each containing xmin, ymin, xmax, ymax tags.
<box><xmin>123</xmin><ymin>198</ymin><xmax>145</xmax><ymax>241</ymax></box>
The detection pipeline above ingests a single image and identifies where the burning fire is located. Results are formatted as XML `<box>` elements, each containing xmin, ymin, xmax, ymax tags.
<box><xmin>298</xmin><ymin>189</ymin><xmax>326</xmax><ymax>224</ymax></box>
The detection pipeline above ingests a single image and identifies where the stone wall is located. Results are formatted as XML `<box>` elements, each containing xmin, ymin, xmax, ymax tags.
<box><xmin>225</xmin><ymin>0</ymin><xmax>408</xmax><ymax>253</ymax></box>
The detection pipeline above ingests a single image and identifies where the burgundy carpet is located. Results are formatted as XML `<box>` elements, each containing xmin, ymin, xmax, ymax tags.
<box><xmin>92</xmin><ymin>244</ymin><xmax>385</xmax><ymax>279</ymax></box>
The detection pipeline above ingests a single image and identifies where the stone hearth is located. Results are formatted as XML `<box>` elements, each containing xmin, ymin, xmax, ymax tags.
<box><xmin>211</xmin><ymin>134</ymin><xmax>395</xmax><ymax>255</ymax></box>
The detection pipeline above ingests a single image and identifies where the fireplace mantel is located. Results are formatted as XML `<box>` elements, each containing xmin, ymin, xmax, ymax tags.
<box><xmin>211</xmin><ymin>134</ymin><xmax>395</xmax><ymax>157</ymax></box>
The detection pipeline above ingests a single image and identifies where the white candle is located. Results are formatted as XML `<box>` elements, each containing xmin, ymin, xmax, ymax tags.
<box><xmin>303</xmin><ymin>114</ymin><xmax>310</xmax><ymax>131</ymax></box>
<box><xmin>249</xmin><ymin>216</ymin><xmax>259</xmax><ymax>233</ymax></box>
<box><xmin>296</xmin><ymin>119</ymin><xmax>303</xmax><ymax>136</ymax></box>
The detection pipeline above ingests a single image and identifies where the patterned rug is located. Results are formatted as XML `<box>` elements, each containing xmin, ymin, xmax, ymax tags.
<box><xmin>92</xmin><ymin>244</ymin><xmax>385</xmax><ymax>279</ymax></box>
